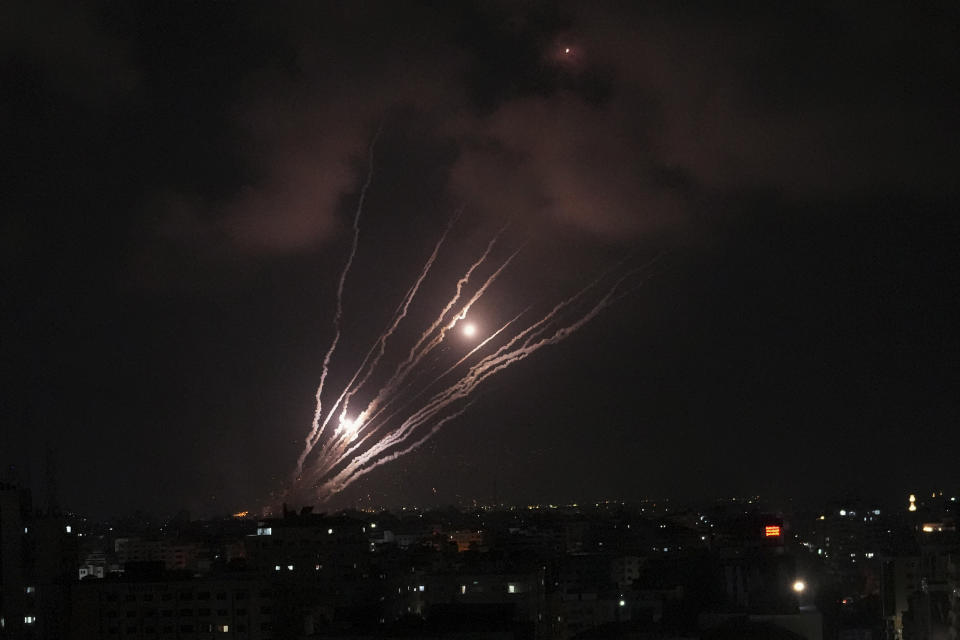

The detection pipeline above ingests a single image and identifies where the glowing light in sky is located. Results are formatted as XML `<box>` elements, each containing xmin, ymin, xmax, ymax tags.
<box><xmin>338</xmin><ymin>414</ymin><xmax>359</xmax><ymax>441</ymax></box>
<box><xmin>462</xmin><ymin>323</ymin><xmax>476</xmax><ymax>337</ymax></box>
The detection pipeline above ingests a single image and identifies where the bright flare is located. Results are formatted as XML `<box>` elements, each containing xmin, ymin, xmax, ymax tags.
<box><xmin>339</xmin><ymin>415</ymin><xmax>359</xmax><ymax>440</ymax></box>
<box><xmin>463</xmin><ymin>323</ymin><xmax>476</xmax><ymax>337</ymax></box>
<box><xmin>792</xmin><ymin>580</ymin><xmax>806</xmax><ymax>593</ymax></box>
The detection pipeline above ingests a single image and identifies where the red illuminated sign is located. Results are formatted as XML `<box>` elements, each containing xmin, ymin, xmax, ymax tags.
<box><xmin>764</xmin><ymin>525</ymin><xmax>782</xmax><ymax>537</ymax></box>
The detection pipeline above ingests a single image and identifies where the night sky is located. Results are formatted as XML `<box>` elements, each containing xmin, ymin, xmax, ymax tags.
<box><xmin>3</xmin><ymin>1</ymin><xmax>958</xmax><ymax>518</ymax></box>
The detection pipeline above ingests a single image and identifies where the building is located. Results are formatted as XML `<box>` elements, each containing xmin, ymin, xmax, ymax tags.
<box><xmin>0</xmin><ymin>483</ymin><xmax>76</xmax><ymax>639</ymax></box>
<box><xmin>70</xmin><ymin>569</ymin><xmax>274</xmax><ymax>639</ymax></box>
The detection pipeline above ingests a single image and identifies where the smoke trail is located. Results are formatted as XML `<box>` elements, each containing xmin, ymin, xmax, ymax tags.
<box><xmin>341</xmin><ymin>211</ymin><xmax>461</xmax><ymax>418</ymax></box>
<box><xmin>359</xmin><ymin>307</ymin><xmax>530</xmax><ymax>441</ymax></box>
<box><xmin>341</xmin><ymin>245</ymin><xmax>521</xmax><ymax>441</ymax></box>
<box><xmin>287</xmin><ymin>177</ymin><xmax>661</xmax><ymax>503</ymax></box>
<box><xmin>297</xmin><ymin>123</ymin><xmax>383</xmax><ymax>475</ymax></box>
<box><xmin>298</xmin><ymin>246</ymin><xmax>522</xmax><ymax>490</ymax></box>
<box><xmin>314</xmin><ymin>307</ymin><xmax>530</xmax><ymax>482</ymax></box>
<box><xmin>316</xmin><ymin>268</ymin><xmax>637</xmax><ymax>495</ymax></box>
<box><xmin>307</xmin><ymin>265</ymin><xmax>616</xmax><ymax>493</ymax></box>
<box><xmin>396</xmin><ymin>225</ymin><xmax>508</xmax><ymax>377</ymax></box>
<box><xmin>316</xmin><ymin>403</ymin><xmax>475</xmax><ymax>501</ymax></box>
<box><xmin>309</xmin><ymin>211</ymin><xmax>459</xmax><ymax>455</ymax></box>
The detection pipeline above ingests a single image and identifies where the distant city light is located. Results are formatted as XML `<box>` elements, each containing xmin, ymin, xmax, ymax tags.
<box><xmin>619</xmin><ymin>600</ymin><xmax>626</xmax><ymax>607</ymax></box>
<box><xmin>839</xmin><ymin>510</ymin><xmax>847</xmax><ymax>516</ymax></box>
<box><xmin>65</xmin><ymin>525</ymin><xmax>71</xmax><ymax>533</ymax></box>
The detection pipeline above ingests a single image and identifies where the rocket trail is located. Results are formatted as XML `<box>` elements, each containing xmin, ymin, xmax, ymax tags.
<box><xmin>340</xmin><ymin>211</ymin><xmax>461</xmax><ymax>419</ymax></box>
<box><xmin>424</xmin><ymin>308</ymin><xmax>529</xmax><ymax>400</ymax></box>
<box><xmin>297</xmin><ymin>123</ymin><xmax>383</xmax><ymax>476</ymax></box>
<box><xmin>320</xmin><ymin>307</ymin><xmax>529</xmax><ymax>477</ymax></box>
<box><xmin>297</xmin><ymin>245</ymin><xmax>522</xmax><ymax>489</ymax></box>
<box><xmin>339</xmin><ymin>246</ymin><xmax>520</xmax><ymax>439</ymax></box>
<box><xmin>288</xmin><ymin>160</ymin><xmax>657</xmax><ymax>503</ymax></box>
<box><xmin>314</xmin><ymin>403</ymin><xmax>475</xmax><ymax>503</ymax></box>
<box><xmin>311</xmin><ymin>266</ymin><xmax>639</xmax><ymax>497</ymax></box>
<box><xmin>395</xmin><ymin>225</ymin><xmax>508</xmax><ymax>381</ymax></box>
<box><xmin>304</xmin><ymin>211</ymin><xmax>459</xmax><ymax>465</ymax></box>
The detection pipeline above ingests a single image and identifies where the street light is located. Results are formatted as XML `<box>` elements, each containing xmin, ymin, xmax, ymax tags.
<box><xmin>792</xmin><ymin>580</ymin><xmax>806</xmax><ymax>593</ymax></box>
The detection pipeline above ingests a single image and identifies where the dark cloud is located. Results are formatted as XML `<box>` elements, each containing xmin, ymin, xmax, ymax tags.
<box><xmin>145</xmin><ymin>1</ymin><xmax>959</xmax><ymax>263</ymax></box>
<box><xmin>9</xmin><ymin>1</ymin><xmax>952</xmax><ymax>267</ymax></box>
<box><xmin>449</xmin><ymin>1</ymin><xmax>959</xmax><ymax>241</ymax></box>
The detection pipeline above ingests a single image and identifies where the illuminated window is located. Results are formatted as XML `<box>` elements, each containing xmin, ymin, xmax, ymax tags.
<box><xmin>25</xmin><ymin>616</ymin><xmax>36</xmax><ymax>624</ymax></box>
<box><xmin>507</xmin><ymin>584</ymin><xmax>516</xmax><ymax>594</ymax></box>
<box><xmin>256</xmin><ymin>527</ymin><xmax>272</xmax><ymax>536</ymax></box>
<box><xmin>66</xmin><ymin>525</ymin><xmax>72</xmax><ymax>533</ymax></box>
<box><xmin>460</xmin><ymin>585</ymin><xmax>466</xmax><ymax>594</ymax></box>
<box><xmin>764</xmin><ymin>525</ymin><xmax>782</xmax><ymax>537</ymax></box>
<box><xmin>25</xmin><ymin>586</ymin><xmax>35</xmax><ymax>594</ymax></box>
